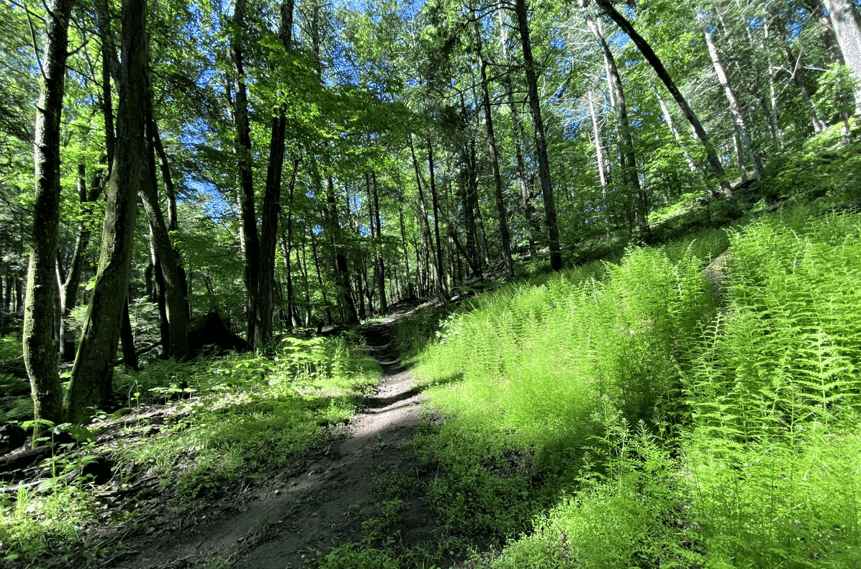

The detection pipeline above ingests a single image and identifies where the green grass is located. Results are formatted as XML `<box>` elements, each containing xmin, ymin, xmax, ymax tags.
<box><xmin>0</xmin><ymin>332</ymin><xmax>380</xmax><ymax>567</ymax></box>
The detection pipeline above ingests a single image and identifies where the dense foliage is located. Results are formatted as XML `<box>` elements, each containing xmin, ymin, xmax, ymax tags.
<box><xmin>2</xmin><ymin>0</ymin><xmax>861</xmax><ymax>565</ymax></box>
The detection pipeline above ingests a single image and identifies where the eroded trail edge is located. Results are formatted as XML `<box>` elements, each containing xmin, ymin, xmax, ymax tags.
<box><xmin>115</xmin><ymin>317</ymin><xmax>432</xmax><ymax>569</ymax></box>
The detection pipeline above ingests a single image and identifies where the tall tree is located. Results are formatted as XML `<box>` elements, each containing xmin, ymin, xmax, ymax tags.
<box><xmin>229</xmin><ymin>0</ymin><xmax>260</xmax><ymax>344</ymax></box>
<box><xmin>581</xmin><ymin>1</ymin><xmax>646</xmax><ymax>234</ymax></box>
<box><xmin>257</xmin><ymin>0</ymin><xmax>295</xmax><ymax>347</ymax></box>
<box><xmin>701</xmin><ymin>15</ymin><xmax>763</xmax><ymax>179</ymax></box>
<box><xmin>23</xmin><ymin>0</ymin><xmax>75</xmax><ymax>431</ymax></box>
<box><xmin>66</xmin><ymin>0</ymin><xmax>149</xmax><ymax>423</ymax></box>
<box><xmin>823</xmin><ymin>0</ymin><xmax>861</xmax><ymax>106</ymax></box>
<box><xmin>594</xmin><ymin>0</ymin><xmax>735</xmax><ymax>203</ymax></box>
<box><xmin>473</xmin><ymin>14</ymin><xmax>514</xmax><ymax>278</ymax></box>
<box><xmin>514</xmin><ymin>0</ymin><xmax>562</xmax><ymax>271</ymax></box>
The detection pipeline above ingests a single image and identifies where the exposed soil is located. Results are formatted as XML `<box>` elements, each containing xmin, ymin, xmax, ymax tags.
<box><xmin>103</xmin><ymin>301</ymin><xmax>438</xmax><ymax>568</ymax></box>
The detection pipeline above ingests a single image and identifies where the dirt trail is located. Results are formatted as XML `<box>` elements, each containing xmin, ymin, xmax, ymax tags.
<box><xmin>113</xmin><ymin>308</ymin><xmax>435</xmax><ymax>569</ymax></box>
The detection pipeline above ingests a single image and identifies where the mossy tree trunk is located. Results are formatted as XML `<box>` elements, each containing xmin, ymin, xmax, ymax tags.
<box><xmin>23</xmin><ymin>0</ymin><xmax>75</xmax><ymax>432</ymax></box>
<box><xmin>66</xmin><ymin>0</ymin><xmax>148</xmax><ymax>424</ymax></box>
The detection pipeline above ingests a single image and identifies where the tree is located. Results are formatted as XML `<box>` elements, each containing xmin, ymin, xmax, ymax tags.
<box><xmin>581</xmin><ymin>0</ymin><xmax>646</xmax><ymax>234</ymax></box>
<box><xmin>700</xmin><ymin>14</ymin><xmax>764</xmax><ymax>179</ymax></box>
<box><xmin>23</xmin><ymin>0</ymin><xmax>75</xmax><ymax>431</ymax></box>
<box><xmin>514</xmin><ymin>0</ymin><xmax>563</xmax><ymax>271</ymax></box>
<box><xmin>823</xmin><ymin>0</ymin><xmax>861</xmax><ymax>106</ymax></box>
<box><xmin>594</xmin><ymin>0</ymin><xmax>735</xmax><ymax>203</ymax></box>
<box><xmin>229</xmin><ymin>0</ymin><xmax>260</xmax><ymax>344</ymax></box>
<box><xmin>65</xmin><ymin>0</ymin><xmax>149</xmax><ymax>423</ymax></box>
<box><xmin>473</xmin><ymin>13</ymin><xmax>514</xmax><ymax>278</ymax></box>
<box><xmin>257</xmin><ymin>0</ymin><xmax>295</xmax><ymax>347</ymax></box>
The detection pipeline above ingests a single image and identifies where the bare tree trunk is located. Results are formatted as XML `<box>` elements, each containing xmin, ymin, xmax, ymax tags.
<box><xmin>702</xmin><ymin>22</ymin><xmax>763</xmax><ymax>179</ymax></box>
<box><xmin>24</xmin><ymin>0</ymin><xmax>74</xmax><ymax>431</ymax></box>
<box><xmin>595</xmin><ymin>0</ymin><xmax>735</xmax><ymax>203</ymax></box>
<box><xmin>514</xmin><ymin>0</ymin><xmax>562</xmax><ymax>270</ymax></box>
<box><xmin>823</xmin><ymin>0</ymin><xmax>861</xmax><ymax>107</ymax></box>
<box><xmin>474</xmin><ymin>16</ymin><xmax>513</xmax><ymax>278</ymax></box>
<box><xmin>67</xmin><ymin>0</ymin><xmax>148</xmax><ymax>423</ymax></box>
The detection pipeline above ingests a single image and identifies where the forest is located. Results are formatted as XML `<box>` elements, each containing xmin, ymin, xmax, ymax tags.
<box><xmin>1</xmin><ymin>0</ymin><xmax>861</xmax><ymax>566</ymax></box>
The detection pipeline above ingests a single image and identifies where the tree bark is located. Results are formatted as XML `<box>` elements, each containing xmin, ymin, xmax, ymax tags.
<box><xmin>66</xmin><ymin>0</ymin><xmax>148</xmax><ymax>423</ymax></box>
<box><xmin>785</xmin><ymin>44</ymin><xmax>826</xmax><ymax>133</ymax></box>
<box><xmin>594</xmin><ymin>0</ymin><xmax>735</xmax><ymax>203</ymax></box>
<box><xmin>59</xmin><ymin>164</ymin><xmax>104</xmax><ymax>361</ymax></box>
<box><xmin>326</xmin><ymin>177</ymin><xmax>359</xmax><ymax>325</ymax></box>
<box><xmin>140</xmin><ymin>152</ymin><xmax>189</xmax><ymax>359</ymax></box>
<box><xmin>256</xmin><ymin>0</ymin><xmax>295</xmax><ymax>347</ymax></box>
<box><xmin>474</xmin><ymin>17</ymin><xmax>514</xmax><ymax>278</ymax></box>
<box><xmin>409</xmin><ymin>136</ymin><xmax>437</xmax><ymax>290</ymax></box>
<box><xmin>702</xmin><ymin>21</ymin><xmax>763</xmax><ymax>179</ymax></box>
<box><xmin>514</xmin><ymin>0</ymin><xmax>562</xmax><ymax>270</ymax></box>
<box><xmin>582</xmin><ymin>2</ymin><xmax>646</xmax><ymax>234</ymax></box>
<box><xmin>370</xmin><ymin>171</ymin><xmax>387</xmax><ymax>313</ymax></box>
<box><xmin>24</xmin><ymin>0</ymin><xmax>74</xmax><ymax>431</ymax></box>
<box><xmin>230</xmin><ymin>0</ymin><xmax>260</xmax><ymax>345</ymax></box>
<box><xmin>426</xmin><ymin>137</ymin><xmax>447</xmax><ymax>298</ymax></box>
<box><xmin>823</xmin><ymin>0</ymin><xmax>861</xmax><ymax>107</ymax></box>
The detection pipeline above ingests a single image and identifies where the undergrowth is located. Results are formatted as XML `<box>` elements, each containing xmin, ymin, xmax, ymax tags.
<box><xmin>0</xmin><ymin>333</ymin><xmax>379</xmax><ymax>567</ymax></box>
<box><xmin>391</xmin><ymin>202</ymin><xmax>861</xmax><ymax>566</ymax></box>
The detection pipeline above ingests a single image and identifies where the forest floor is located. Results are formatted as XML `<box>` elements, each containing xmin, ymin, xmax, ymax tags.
<box><xmin>107</xmin><ymin>300</ymin><xmax>442</xmax><ymax>569</ymax></box>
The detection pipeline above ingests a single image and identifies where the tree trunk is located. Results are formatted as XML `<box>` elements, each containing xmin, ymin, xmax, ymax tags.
<box><xmin>785</xmin><ymin>44</ymin><xmax>826</xmax><ymax>133</ymax></box>
<box><xmin>514</xmin><ymin>0</ymin><xmax>562</xmax><ymax>270</ymax></box>
<box><xmin>582</xmin><ymin>2</ymin><xmax>646</xmax><ymax>235</ymax></box>
<box><xmin>409</xmin><ymin>136</ymin><xmax>437</xmax><ymax>291</ymax></box>
<box><xmin>370</xmin><ymin>172</ymin><xmax>387</xmax><ymax>313</ymax></box>
<box><xmin>59</xmin><ymin>164</ymin><xmax>103</xmax><ymax>361</ymax></box>
<box><xmin>66</xmin><ymin>0</ymin><xmax>148</xmax><ymax>423</ymax></box>
<box><xmin>230</xmin><ymin>0</ymin><xmax>260</xmax><ymax>345</ymax></box>
<box><xmin>23</xmin><ymin>0</ymin><xmax>74</xmax><ymax>432</ymax></box>
<box><xmin>140</xmin><ymin>152</ymin><xmax>189</xmax><ymax>360</ymax></box>
<box><xmin>823</xmin><ymin>0</ymin><xmax>861</xmax><ymax>107</ymax></box>
<box><xmin>150</xmin><ymin>120</ymin><xmax>189</xmax><ymax>316</ymax></box>
<box><xmin>326</xmin><ymin>177</ymin><xmax>359</xmax><ymax>325</ymax></box>
<box><xmin>120</xmin><ymin>296</ymin><xmax>138</xmax><ymax>371</ymax></box>
<box><xmin>474</xmin><ymin>17</ymin><xmax>514</xmax><ymax>278</ymax></box>
<box><xmin>595</xmin><ymin>0</ymin><xmax>734</xmax><ymax>203</ymax></box>
<box><xmin>702</xmin><ymin>22</ymin><xmax>763</xmax><ymax>179</ymax></box>
<box><xmin>95</xmin><ymin>0</ymin><xmax>118</xmax><ymax>175</ymax></box>
<box><xmin>426</xmin><ymin>138</ymin><xmax>447</xmax><ymax>298</ymax></box>
<box><xmin>655</xmin><ymin>89</ymin><xmax>699</xmax><ymax>172</ymax></box>
<box><xmin>395</xmin><ymin>175</ymin><xmax>412</xmax><ymax>297</ymax></box>
<box><xmin>256</xmin><ymin>0</ymin><xmax>295</xmax><ymax>347</ymax></box>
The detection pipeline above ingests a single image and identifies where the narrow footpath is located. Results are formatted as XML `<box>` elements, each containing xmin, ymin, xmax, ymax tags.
<box><xmin>114</xmin><ymin>310</ymin><xmax>434</xmax><ymax>569</ymax></box>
